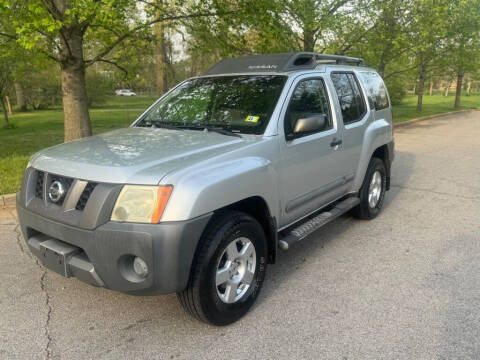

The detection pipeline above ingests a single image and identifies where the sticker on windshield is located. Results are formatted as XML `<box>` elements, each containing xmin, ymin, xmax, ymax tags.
<box><xmin>245</xmin><ymin>115</ymin><xmax>260</xmax><ymax>123</ymax></box>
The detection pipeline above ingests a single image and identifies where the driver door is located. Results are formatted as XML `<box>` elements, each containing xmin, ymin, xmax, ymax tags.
<box><xmin>278</xmin><ymin>76</ymin><xmax>350</xmax><ymax>228</ymax></box>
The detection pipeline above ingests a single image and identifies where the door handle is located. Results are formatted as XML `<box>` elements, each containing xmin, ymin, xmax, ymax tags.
<box><xmin>330</xmin><ymin>138</ymin><xmax>342</xmax><ymax>147</ymax></box>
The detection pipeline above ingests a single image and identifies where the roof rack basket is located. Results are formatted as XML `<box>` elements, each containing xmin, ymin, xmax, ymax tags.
<box><xmin>204</xmin><ymin>52</ymin><xmax>365</xmax><ymax>75</ymax></box>
<box><xmin>285</xmin><ymin>52</ymin><xmax>365</xmax><ymax>70</ymax></box>
<box><xmin>314</xmin><ymin>53</ymin><xmax>364</xmax><ymax>66</ymax></box>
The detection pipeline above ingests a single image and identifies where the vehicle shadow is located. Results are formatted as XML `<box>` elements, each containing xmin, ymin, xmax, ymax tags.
<box><xmin>382</xmin><ymin>150</ymin><xmax>415</xmax><ymax>210</ymax></box>
<box><xmin>256</xmin><ymin>150</ymin><xmax>416</xmax><ymax>305</ymax></box>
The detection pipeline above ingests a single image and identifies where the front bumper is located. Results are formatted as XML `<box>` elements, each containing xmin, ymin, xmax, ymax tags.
<box><xmin>17</xmin><ymin>201</ymin><xmax>212</xmax><ymax>295</ymax></box>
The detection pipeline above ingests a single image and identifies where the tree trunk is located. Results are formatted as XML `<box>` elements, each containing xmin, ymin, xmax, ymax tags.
<box><xmin>303</xmin><ymin>28</ymin><xmax>315</xmax><ymax>52</ymax></box>
<box><xmin>154</xmin><ymin>0</ymin><xmax>169</xmax><ymax>95</ymax></box>
<box><xmin>155</xmin><ymin>32</ymin><xmax>168</xmax><ymax>95</ymax></box>
<box><xmin>429</xmin><ymin>81</ymin><xmax>433</xmax><ymax>96</ymax></box>
<box><xmin>14</xmin><ymin>82</ymin><xmax>26</xmax><ymax>111</ymax></box>
<box><xmin>444</xmin><ymin>81</ymin><xmax>451</xmax><ymax>97</ymax></box>
<box><xmin>302</xmin><ymin>0</ymin><xmax>316</xmax><ymax>52</ymax></box>
<box><xmin>466</xmin><ymin>79</ymin><xmax>471</xmax><ymax>96</ymax></box>
<box><xmin>61</xmin><ymin>29</ymin><xmax>92</xmax><ymax>142</ymax></box>
<box><xmin>378</xmin><ymin>61</ymin><xmax>386</xmax><ymax>78</ymax></box>
<box><xmin>454</xmin><ymin>73</ymin><xmax>463</xmax><ymax>108</ymax></box>
<box><xmin>416</xmin><ymin>63</ymin><xmax>427</xmax><ymax>112</ymax></box>
<box><xmin>5</xmin><ymin>96</ymin><xmax>13</xmax><ymax>115</ymax></box>
<box><xmin>1</xmin><ymin>96</ymin><xmax>9</xmax><ymax>125</ymax></box>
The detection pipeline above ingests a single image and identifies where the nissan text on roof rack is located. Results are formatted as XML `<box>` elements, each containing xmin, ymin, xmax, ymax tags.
<box><xmin>17</xmin><ymin>52</ymin><xmax>394</xmax><ymax>325</ymax></box>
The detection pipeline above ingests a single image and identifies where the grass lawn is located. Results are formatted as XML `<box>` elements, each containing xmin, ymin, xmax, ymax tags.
<box><xmin>392</xmin><ymin>93</ymin><xmax>480</xmax><ymax>123</ymax></box>
<box><xmin>1</xmin><ymin>93</ymin><xmax>479</xmax><ymax>195</ymax></box>
<box><xmin>0</xmin><ymin>96</ymin><xmax>157</xmax><ymax>195</ymax></box>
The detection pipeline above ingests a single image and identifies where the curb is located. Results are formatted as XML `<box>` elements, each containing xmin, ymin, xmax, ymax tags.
<box><xmin>1</xmin><ymin>193</ymin><xmax>16</xmax><ymax>207</ymax></box>
<box><xmin>395</xmin><ymin>109</ymin><xmax>474</xmax><ymax>128</ymax></box>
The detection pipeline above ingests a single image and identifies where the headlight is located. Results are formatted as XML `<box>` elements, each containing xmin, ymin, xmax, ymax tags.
<box><xmin>111</xmin><ymin>185</ymin><xmax>173</xmax><ymax>223</ymax></box>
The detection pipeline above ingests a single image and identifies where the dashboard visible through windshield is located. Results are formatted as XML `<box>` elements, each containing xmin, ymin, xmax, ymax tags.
<box><xmin>135</xmin><ymin>75</ymin><xmax>287</xmax><ymax>135</ymax></box>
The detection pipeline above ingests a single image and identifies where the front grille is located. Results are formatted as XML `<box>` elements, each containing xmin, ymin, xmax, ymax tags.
<box><xmin>25</xmin><ymin>169</ymin><xmax>118</xmax><ymax>230</ymax></box>
<box><xmin>31</xmin><ymin>169</ymin><xmax>95</xmax><ymax>211</ymax></box>
<box><xmin>76</xmin><ymin>182</ymin><xmax>97</xmax><ymax>210</ymax></box>
<box><xmin>35</xmin><ymin>171</ymin><xmax>44</xmax><ymax>199</ymax></box>
<box><xmin>49</xmin><ymin>175</ymin><xmax>74</xmax><ymax>205</ymax></box>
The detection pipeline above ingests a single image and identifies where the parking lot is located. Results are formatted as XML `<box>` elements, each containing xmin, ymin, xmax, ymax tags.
<box><xmin>1</xmin><ymin>111</ymin><xmax>480</xmax><ymax>360</ymax></box>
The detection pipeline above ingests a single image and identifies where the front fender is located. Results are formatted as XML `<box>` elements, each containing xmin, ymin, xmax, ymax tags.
<box><xmin>160</xmin><ymin>156</ymin><xmax>279</xmax><ymax>222</ymax></box>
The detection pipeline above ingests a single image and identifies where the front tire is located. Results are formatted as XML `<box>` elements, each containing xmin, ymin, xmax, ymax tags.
<box><xmin>352</xmin><ymin>157</ymin><xmax>387</xmax><ymax>220</ymax></box>
<box><xmin>177</xmin><ymin>211</ymin><xmax>267</xmax><ymax>325</ymax></box>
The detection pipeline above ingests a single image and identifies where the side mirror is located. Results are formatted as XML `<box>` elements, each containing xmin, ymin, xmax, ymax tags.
<box><xmin>291</xmin><ymin>114</ymin><xmax>327</xmax><ymax>137</ymax></box>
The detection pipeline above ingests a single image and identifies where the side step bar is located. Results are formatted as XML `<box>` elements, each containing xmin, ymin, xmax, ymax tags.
<box><xmin>278</xmin><ymin>196</ymin><xmax>360</xmax><ymax>250</ymax></box>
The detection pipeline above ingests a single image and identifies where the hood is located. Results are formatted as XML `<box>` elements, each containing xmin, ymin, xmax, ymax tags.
<box><xmin>31</xmin><ymin>127</ymin><xmax>260</xmax><ymax>184</ymax></box>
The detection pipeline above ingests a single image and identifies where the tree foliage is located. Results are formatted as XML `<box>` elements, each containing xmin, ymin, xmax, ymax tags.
<box><xmin>0</xmin><ymin>0</ymin><xmax>224</xmax><ymax>140</ymax></box>
<box><xmin>1</xmin><ymin>0</ymin><xmax>479</xmax><ymax>137</ymax></box>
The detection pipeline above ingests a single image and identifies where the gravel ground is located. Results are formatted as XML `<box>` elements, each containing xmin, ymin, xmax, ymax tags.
<box><xmin>1</xmin><ymin>111</ymin><xmax>479</xmax><ymax>360</ymax></box>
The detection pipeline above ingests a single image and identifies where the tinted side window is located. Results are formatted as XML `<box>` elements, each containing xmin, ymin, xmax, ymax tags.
<box><xmin>348</xmin><ymin>74</ymin><xmax>366</xmax><ymax>117</ymax></box>
<box><xmin>331</xmin><ymin>73</ymin><xmax>367</xmax><ymax>124</ymax></box>
<box><xmin>359</xmin><ymin>72</ymin><xmax>390</xmax><ymax>110</ymax></box>
<box><xmin>285</xmin><ymin>78</ymin><xmax>332</xmax><ymax>135</ymax></box>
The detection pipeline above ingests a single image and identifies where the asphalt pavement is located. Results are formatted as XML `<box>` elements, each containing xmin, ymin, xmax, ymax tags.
<box><xmin>1</xmin><ymin>111</ymin><xmax>480</xmax><ymax>359</ymax></box>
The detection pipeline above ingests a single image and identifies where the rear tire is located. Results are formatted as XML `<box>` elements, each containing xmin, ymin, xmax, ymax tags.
<box><xmin>352</xmin><ymin>157</ymin><xmax>387</xmax><ymax>220</ymax></box>
<box><xmin>177</xmin><ymin>211</ymin><xmax>267</xmax><ymax>326</ymax></box>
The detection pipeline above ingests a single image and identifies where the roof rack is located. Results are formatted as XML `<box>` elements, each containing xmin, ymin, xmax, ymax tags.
<box><xmin>204</xmin><ymin>52</ymin><xmax>365</xmax><ymax>75</ymax></box>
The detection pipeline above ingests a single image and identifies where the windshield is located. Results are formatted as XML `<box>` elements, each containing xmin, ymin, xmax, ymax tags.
<box><xmin>135</xmin><ymin>75</ymin><xmax>287</xmax><ymax>135</ymax></box>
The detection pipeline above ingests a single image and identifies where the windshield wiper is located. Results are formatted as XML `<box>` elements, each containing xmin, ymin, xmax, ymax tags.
<box><xmin>149</xmin><ymin>122</ymin><xmax>183</xmax><ymax>130</ymax></box>
<box><xmin>175</xmin><ymin>125</ymin><xmax>242</xmax><ymax>138</ymax></box>
<box><xmin>204</xmin><ymin>126</ymin><xmax>242</xmax><ymax>138</ymax></box>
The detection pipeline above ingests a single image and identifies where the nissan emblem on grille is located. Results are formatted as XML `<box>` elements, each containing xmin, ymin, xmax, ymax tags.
<box><xmin>49</xmin><ymin>181</ymin><xmax>66</xmax><ymax>203</ymax></box>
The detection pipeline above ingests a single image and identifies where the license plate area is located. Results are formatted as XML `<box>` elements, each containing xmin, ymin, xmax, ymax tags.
<box><xmin>39</xmin><ymin>239</ymin><xmax>80</xmax><ymax>277</ymax></box>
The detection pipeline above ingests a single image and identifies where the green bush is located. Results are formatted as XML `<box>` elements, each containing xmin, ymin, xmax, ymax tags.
<box><xmin>86</xmin><ymin>70</ymin><xmax>115</xmax><ymax>107</ymax></box>
<box><xmin>23</xmin><ymin>68</ymin><xmax>62</xmax><ymax>110</ymax></box>
<box><xmin>19</xmin><ymin>66</ymin><xmax>114</xmax><ymax>110</ymax></box>
<box><xmin>2</xmin><ymin>122</ymin><xmax>17</xmax><ymax>130</ymax></box>
<box><xmin>384</xmin><ymin>76</ymin><xmax>408</xmax><ymax>105</ymax></box>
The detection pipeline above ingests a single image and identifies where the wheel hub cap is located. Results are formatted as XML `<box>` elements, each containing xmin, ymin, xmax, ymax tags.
<box><xmin>368</xmin><ymin>170</ymin><xmax>382</xmax><ymax>208</ymax></box>
<box><xmin>216</xmin><ymin>237</ymin><xmax>256</xmax><ymax>304</ymax></box>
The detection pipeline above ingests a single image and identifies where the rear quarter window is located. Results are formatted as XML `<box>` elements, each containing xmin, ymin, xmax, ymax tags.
<box><xmin>359</xmin><ymin>72</ymin><xmax>390</xmax><ymax>111</ymax></box>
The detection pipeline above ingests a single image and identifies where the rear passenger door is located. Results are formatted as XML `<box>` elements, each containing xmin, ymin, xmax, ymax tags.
<box><xmin>330</xmin><ymin>72</ymin><xmax>371</xmax><ymax>190</ymax></box>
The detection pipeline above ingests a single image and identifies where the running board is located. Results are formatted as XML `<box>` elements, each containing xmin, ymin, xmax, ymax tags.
<box><xmin>278</xmin><ymin>197</ymin><xmax>360</xmax><ymax>250</ymax></box>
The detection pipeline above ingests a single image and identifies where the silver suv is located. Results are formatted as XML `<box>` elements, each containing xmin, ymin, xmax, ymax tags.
<box><xmin>17</xmin><ymin>52</ymin><xmax>394</xmax><ymax>325</ymax></box>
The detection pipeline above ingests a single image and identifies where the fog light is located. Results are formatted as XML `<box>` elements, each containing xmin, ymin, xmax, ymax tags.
<box><xmin>133</xmin><ymin>257</ymin><xmax>148</xmax><ymax>278</ymax></box>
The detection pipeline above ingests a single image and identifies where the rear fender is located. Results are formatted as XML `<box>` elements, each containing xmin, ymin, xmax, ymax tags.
<box><xmin>353</xmin><ymin>119</ymin><xmax>393</xmax><ymax>190</ymax></box>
